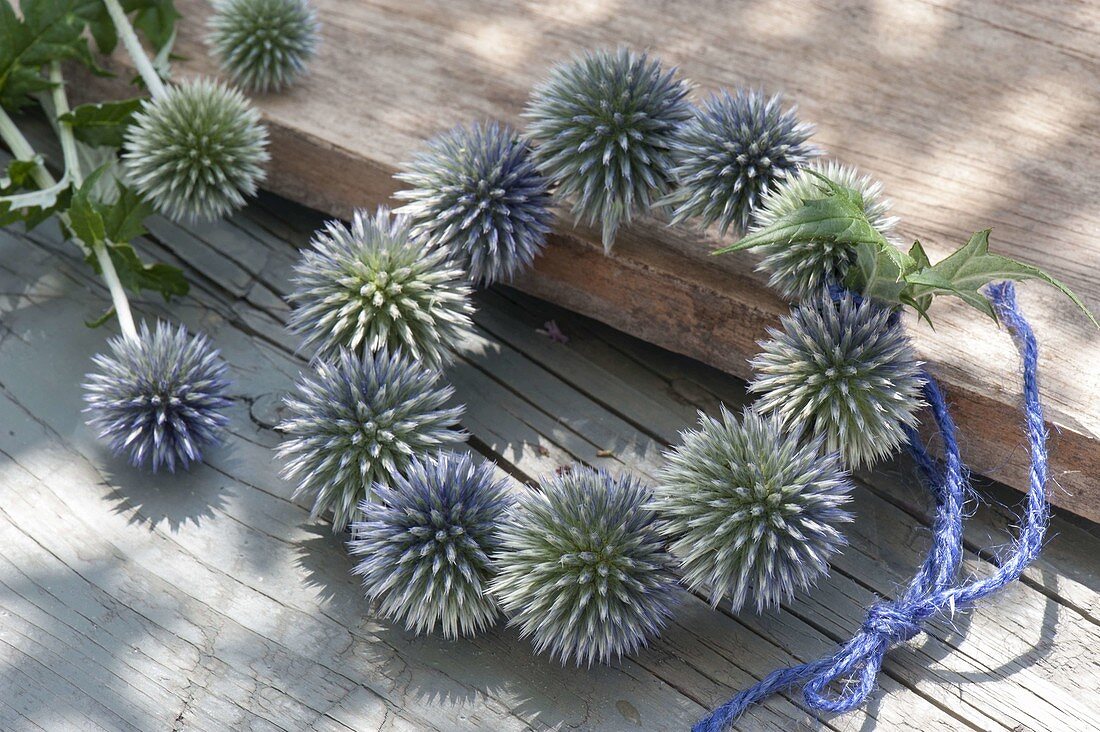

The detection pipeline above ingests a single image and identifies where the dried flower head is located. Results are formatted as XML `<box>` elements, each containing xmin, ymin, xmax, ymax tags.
<box><xmin>755</xmin><ymin>161</ymin><xmax>898</xmax><ymax>300</ymax></box>
<box><xmin>491</xmin><ymin>466</ymin><xmax>678</xmax><ymax>666</ymax></box>
<box><xmin>122</xmin><ymin>78</ymin><xmax>269</xmax><ymax>222</ymax></box>
<box><xmin>287</xmin><ymin>207</ymin><xmax>475</xmax><ymax>370</ymax></box>
<box><xmin>207</xmin><ymin>0</ymin><xmax>320</xmax><ymax>93</ymax></box>
<box><xmin>655</xmin><ymin>407</ymin><xmax>853</xmax><ymax>611</ymax></box>
<box><xmin>276</xmin><ymin>348</ymin><xmax>466</xmax><ymax>530</ymax></box>
<box><xmin>395</xmin><ymin>122</ymin><xmax>554</xmax><ymax>286</ymax></box>
<box><xmin>664</xmin><ymin>89</ymin><xmax>818</xmax><ymax>236</ymax></box>
<box><xmin>83</xmin><ymin>321</ymin><xmax>231</xmax><ymax>472</ymax></box>
<box><xmin>348</xmin><ymin>451</ymin><xmax>513</xmax><ymax>638</ymax></box>
<box><xmin>750</xmin><ymin>293</ymin><xmax>924</xmax><ymax>468</ymax></box>
<box><xmin>524</xmin><ymin>47</ymin><xmax>691</xmax><ymax>251</ymax></box>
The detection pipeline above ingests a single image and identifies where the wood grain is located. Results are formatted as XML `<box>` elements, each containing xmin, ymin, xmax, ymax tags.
<box><xmin>1</xmin><ymin>195</ymin><xmax>1099</xmax><ymax>730</ymax></box>
<box><xmin>68</xmin><ymin>0</ymin><xmax>1100</xmax><ymax>520</ymax></box>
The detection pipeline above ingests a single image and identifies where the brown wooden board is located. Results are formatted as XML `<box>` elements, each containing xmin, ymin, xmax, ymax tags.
<box><xmin>68</xmin><ymin>0</ymin><xmax>1100</xmax><ymax>521</ymax></box>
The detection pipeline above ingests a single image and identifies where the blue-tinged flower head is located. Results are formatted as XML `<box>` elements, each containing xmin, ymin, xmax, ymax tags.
<box><xmin>287</xmin><ymin>207</ymin><xmax>475</xmax><ymax>370</ymax></box>
<box><xmin>524</xmin><ymin>47</ymin><xmax>692</xmax><ymax>251</ymax></box>
<box><xmin>348</xmin><ymin>451</ymin><xmax>513</xmax><ymax>638</ymax></box>
<box><xmin>276</xmin><ymin>348</ymin><xmax>466</xmax><ymax>531</ymax></box>
<box><xmin>83</xmin><ymin>321</ymin><xmax>232</xmax><ymax>472</ymax></box>
<box><xmin>207</xmin><ymin>0</ymin><xmax>320</xmax><ymax>93</ymax></box>
<box><xmin>122</xmin><ymin>78</ymin><xmax>269</xmax><ymax>222</ymax></box>
<box><xmin>491</xmin><ymin>466</ymin><xmax>678</xmax><ymax>666</ymax></box>
<box><xmin>663</xmin><ymin>88</ymin><xmax>818</xmax><ymax>236</ymax></box>
<box><xmin>655</xmin><ymin>407</ymin><xmax>853</xmax><ymax>612</ymax></box>
<box><xmin>750</xmin><ymin>292</ymin><xmax>925</xmax><ymax>468</ymax></box>
<box><xmin>395</xmin><ymin>122</ymin><xmax>554</xmax><ymax>286</ymax></box>
<box><xmin>755</xmin><ymin>161</ymin><xmax>898</xmax><ymax>300</ymax></box>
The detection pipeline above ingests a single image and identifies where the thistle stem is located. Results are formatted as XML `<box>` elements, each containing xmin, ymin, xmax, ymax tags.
<box><xmin>0</xmin><ymin>105</ymin><xmax>57</xmax><ymax>189</ymax></box>
<box><xmin>102</xmin><ymin>0</ymin><xmax>168</xmax><ymax>99</ymax></box>
<box><xmin>52</xmin><ymin>62</ymin><xmax>140</xmax><ymax>342</ymax></box>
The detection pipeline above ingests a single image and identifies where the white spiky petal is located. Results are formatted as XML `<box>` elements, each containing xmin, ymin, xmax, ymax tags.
<box><xmin>348</xmin><ymin>452</ymin><xmax>512</xmax><ymax>638</ymax></box>
<box><xmin>655</xmin><ymin>407</ymin><xmax>854</xmax><ymax>611</ymax></box>
<box><xmin>276</xmin><ymin>348</ymin><xmax>466</xmax><ymax>531</ymax></box>
<box><xmin>524</xmin><ymin>47</ymin><xmax>692</xmax><ymax>251</ymax></box>
<box><xmin>491</xmin><ymin>466</ymin><xmax>678</xmax><ymax>666</ymax></box>
<box><xmin>287</xmin><ymin>207</ymin><xmax>475</xmax><ymax>370</ymax></box>
<box><xmin>750</xmin><ymin>293</ymin><xmax>925</xmax><ymax>469</ymax></box>
<box><xmin>207</xmin><ymin>0</ymin><xmax>320</xmax><ymax>93</ymax></box>
<box><xmin>122</xmin><ymin>78</ymin><xmax>269</xmax><ymax>222</ymax></box>
<box><xmin>754</xmin><ymin>161</ymin><xmax>898</xmax><ymax>300</ymax></box>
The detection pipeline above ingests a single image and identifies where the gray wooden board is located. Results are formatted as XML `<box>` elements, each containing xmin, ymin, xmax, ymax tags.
<box><xmin>0</xmin><ymin>193</ymin><xmax>1098</xmax><ymax>731</ymax></box>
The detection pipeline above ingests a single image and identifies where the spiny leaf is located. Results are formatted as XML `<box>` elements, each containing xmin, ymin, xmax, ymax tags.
<box><xmin>714</xmin><ymin>171</ymin><xmax>915</xmax><ymax>276</ymax></box>
<box><xmin>905</xmin><ymin>229</ymin><xmax>1098</xmax><ymax>328</ymax></box>
<box><xmin>0</xmin><ymin>0</ymin><xmax>99</xmax><ymax>109</ymax></box>
<box><xmin>73</xmin><ymin>0</ymin><xmax>180</xmax><ymax>55</ymax></box>
<box><xmin>58</xmin><ymin>98</ymin><xmax>143</xmax><ymax>148</ymax></box>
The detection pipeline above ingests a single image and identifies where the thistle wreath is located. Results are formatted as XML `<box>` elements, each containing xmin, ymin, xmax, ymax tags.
<box><xmin>1</xmin><ymin>4</ymin><xmax>1090</xmax><ymax>727</ymax></box>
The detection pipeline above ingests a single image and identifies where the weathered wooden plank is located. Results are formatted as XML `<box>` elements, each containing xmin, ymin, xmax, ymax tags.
<box><xmin>64</xmin><ymin>0</ymin><xmax>1100</xmax><ymax>520</ymax></box>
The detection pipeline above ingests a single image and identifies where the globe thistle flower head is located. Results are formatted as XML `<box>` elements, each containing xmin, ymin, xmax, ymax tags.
<box><xmin>655</xmin><ymin>407</ymin><xmax>853</xmax><ymax>612</ymax></box>
<box><xmin>122</xmin><ymin>78</ymin><xmax>269</xmax><ymax>222</ymax></box>
<box><xmin>207</xmin><ymin>0</ymin><xmax>320</xmax><ymax>93</ymax></box>
<box><xmin>664</xmin><ymin>89</ymin><xmax>819</xmax><ymax>236</ymax></box>
<box><xmin>524</xmin><ymin>47</ymin><xmax>692</xmax><ymax>251</ymax></box>
<box><xmin>287</xmin><ymin>207</ymin><xmax>475</xmax><ymax>370</ymax></box>
<box><xmin>348</xmin><ymin>451</ymin><xmax>513</xmax><ymax>638</ymax></box>
<box><xmin>755</xmin><ymin>161</ymin><xmax>898</xmax><ymax>300</ymax></box>
<box><xmin>83</xmin><ymin>321</ymin><xmax>232</xmax><ymax>472</ymax></box>
<box><xmin>491</xmin><ymin>466</ymin><xmax>678</xmax><ymax>666</ymax></box>
<box><xmin>276</xmin><ymin>348</ymin><xmax>466</xmax><ymax>531</ymax></box>
<box><xmin>395</xmin><ymin>122</ymin><xmax>554</xmax><ymax>286</ymax></box>
<box><xmin>750</xmin><ymin>293</ymin><xmax>925</xmax><ymax>469</ymax></box>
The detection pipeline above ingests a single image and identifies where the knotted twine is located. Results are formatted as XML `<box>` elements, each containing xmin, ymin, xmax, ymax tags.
<box><xmin>696</xmin><ymin>281</ymin><xmax>1049</xmax><ymax>731</ymax></box>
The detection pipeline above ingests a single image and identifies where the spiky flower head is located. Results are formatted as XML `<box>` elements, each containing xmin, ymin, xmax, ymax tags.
<box><xmin>524</xmin><ymin>47</ymin><xmax>692</xmax><ymax>251</ymax></box>
<box><xmin>755</xmin><ymin>161</ymin><xmax>898</xmax><ymax>300</ymax></box>
<box><xmin>655</xmin><ymin>407</ymin><xmax>853</xmax><ymax>612</ymax></box>
<box><xmin>287</xmin><ymin>207</ymin><xmax>475</xmax><ymax>370</ymax></box>
<box><xmin>276</xmin><ymin>348</ymin><xmax>466</xmax><ymax>531</ymax></box>
<box><xmin>207</xmin><ymin>0</ymin><xmax>320</xmax><ymax>93</ymax></box>
<box><xmin>663</xmin><ymin>89</ymin><xmax>818</xmax><ymax>236</ymax></box>
<box><xmin>750</xmin><ymin>293</ymin><xmax>925</xmax><ymax>469</ymax></box>
<box><xmin>83</xmin><ymin>321</ymin><xmax>231</xmax><ymax>472</ymax></box>
<box><xmin>122</xmin><ymin>78</ymin><xmax>269</xmax><ymax>222</ymax></box>
<box><xmin>348</xmin><ymin>452</ymin><xmax>513</xmax><ymax>638</ymax></box>
<box><xmin>395</xmin><ymin>122</ymin><xmax>554</xmax><ymax>286</ymax></box>
<box><xmin>491</xmin><ymin>466</ymin><xmax>678</xmax><ymax>666</ymax></box>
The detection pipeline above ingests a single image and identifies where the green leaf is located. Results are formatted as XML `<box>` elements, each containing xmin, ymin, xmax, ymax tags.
<box><xmin>89</xmin><ymin>241</ymin><xmax>189</xmax><ymax>301</ymax></box>
<box><xmin>66</xmin><ymin>165</ymin><xmax>110</xmax><ymax>248</ymax></box>
<box><xmin>713</xmin><ymin>172</ymin><xmax>916</xmax><ymax>277</ymax></box>
<box><xmin>73</xmin><ymin>0</ymin><xmax>180</xmax><ymax>55</ymax></box>
<box><xmin>85</xmin><ymin>305</ymin><xmax>116</xmax><ymax>328</ymax></box>
<box><xmin>58</xmin><ymin>98</ymin><xmax>143</xmax><ymax>147</ymax></box>
<box><xmin>102</xmin><ymin>183</ymin><xmax>153</xmax><ymax>242</ymax></box>
<box><xmin>0</xmin><ymin>0</ymin><xmax>99</xmax><ymax>109</ymax></box>
<box><xmin>904</xmin><ymin>229</ymin><xmax>1098</xmax><ymax>328</ymax></box>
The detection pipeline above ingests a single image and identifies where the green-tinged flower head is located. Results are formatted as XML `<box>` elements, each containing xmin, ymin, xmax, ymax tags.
<box><xmin>348</xmin><ymin>451</ymin><xmax>513</xmax><ymax>638</ymax></box>
<box><xmin>491</xmin><ymin>466</ymin><xmax>678</xmax><ymax>666</ymax></box>
<box><xmin>664</xmin><ymin>89</ymin><xmax>819</xmax><ymax>235</ymax></box>
<box><xmin>750</xmin><ymin>293</ymin><xmax>925</xmax><ymax>468</ymax></box>
<box><xmin>276</xmin><ymin>348</ymin><xmax>466</xmax><ymax>531</ymax></box>
<box><xmin>524</xmin><ymin>47</ymin><xmax>692</xmax><ymax>251</ymax></box>
<box><xmin>207</xmin><ymin>0</ymin><xmax>320</xmax><ymax>92</ymax></box>
<box><xmin>287</xmin><ymin>207</ymin><xmax>475</xmax><ymax>369</ymax></box>
<box><xmin>754</xmin><ymin>161</ymin><xmax>898</xmax><ymax>300</ymax></box>
<box><xmin>122</xmin><ymin>78</ymin><xmax>269</xmax><ymax>222</ymax></box>
<box><xmin>83</xmin><ymin>321</ymin><xmax>231</xmax><ymax>472</ymax></box>
<box><xmin>655</xmin><ymin>407</ymin><xmax>853</xmax><ymax>611</ymax></box>
<box><xmin>395</xmin><ymin>122</ymin><xmax>554</xmax><ymax>286</ymax></box>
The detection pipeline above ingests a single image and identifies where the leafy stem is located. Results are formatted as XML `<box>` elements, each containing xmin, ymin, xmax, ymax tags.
<box><xmin>0</xmin><ymin>103</ymin><xmax>55</xmax><ymax>189</ymax></box>
<box><xmin>102</xmin><ymin>0</ymin><xmax>167</xmax><ymax>98</ymax></box>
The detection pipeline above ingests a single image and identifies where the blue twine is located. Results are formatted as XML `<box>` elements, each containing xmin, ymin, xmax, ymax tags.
<box><xmin>695</xmin><ymin>281</ymin><xmax>1050</xmax><ymax>731</ymax></box>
